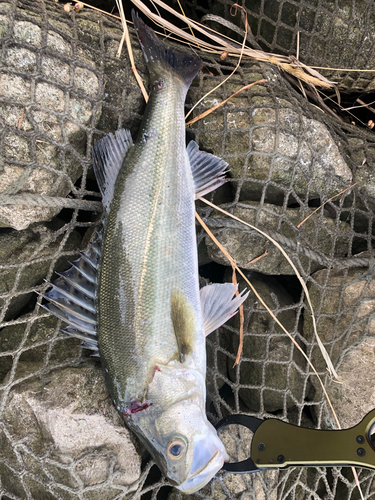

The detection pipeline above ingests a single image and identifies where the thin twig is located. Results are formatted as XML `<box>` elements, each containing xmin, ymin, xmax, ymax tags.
<box><xmin>246</xmin><ymin>251</ymin><xmax>268</xmax><ymax>265</ymax></box>
<box><xmin>116</xmin><ymin>0</ymin><xmax>148</xmax><ymax>102</ymax></box>
<box><xmin>199</xmin><ymin>197</ymin><xmax>338</xmax><ymax>380</ymax></box>
<box><xmin>342</xmin><ymin>98</ymin><xmax>375</xmax><ymax>114</ymax></box>
<box><xmin>230</xmin><ymin>266</ymin><xmax>244</xmax><ymax>367</ymax></box>
<box><xmin>195</xmin><ymin>210</ymin><xmax>341</xmax><ymax>425</ymax></box>
<box><xmin>186</xmin><ymin>79</ymin><xmax>266</xmax><ymax>126</ymax></box>
<box><xmin>297</xmin><ymin>183</ymin><xmax>357</xmax><ymax>228</ymax></box>
<box><xmin>185</xmin><ymin>3</ymin><xmax>249</xmax><ymax>121</ymax></box>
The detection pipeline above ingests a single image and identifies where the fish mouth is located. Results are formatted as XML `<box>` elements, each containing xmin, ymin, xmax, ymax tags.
<box><xmin>176</xmin><ymin>449</ymin><xmax>225</xmax><ymax>494</ymax></box>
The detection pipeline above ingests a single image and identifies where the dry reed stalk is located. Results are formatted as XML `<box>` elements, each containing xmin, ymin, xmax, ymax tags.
<box><xmin>115</xmin><ymin>0</ymin><xmax>148</xmax><ymax>102</ymax></box>
<box><xmin>199</xmin><ymin>198</ymin><xmax>338</xmax><ymax>380</ymax></box>
<box><xmin>129</xmin><ymin>0</ymin><xmax>334</xmax><ymax>89</ymax></box>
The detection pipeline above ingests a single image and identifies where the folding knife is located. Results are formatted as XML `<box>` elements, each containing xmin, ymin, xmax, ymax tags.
<box><xmin>215</xmin><ymin>409</ymin><xmax>375</xmax><ymax>473</ymax></box>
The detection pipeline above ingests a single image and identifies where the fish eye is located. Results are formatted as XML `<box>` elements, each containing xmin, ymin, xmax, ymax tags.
<box><xmin>167</xmin><ymin>437</ymin><xmax>187</xmax><ymax>460</ymax></box>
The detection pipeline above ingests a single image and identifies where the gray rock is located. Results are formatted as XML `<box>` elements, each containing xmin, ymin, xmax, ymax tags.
<box><xmin>0</xmin><ymin>364</ymin><xmax>141</xmax><ymax>498</ymax></box>
<box><xmin>204</xmin><ymin>201</ymin><xmax>351</xmax><ymax>275</ymax></box>
<box><xmin>0</xmin><ymin>219</ymin><xmax>81</xmax><ymax>319</ymax></box>
<box><xmin>201</xmin><ymin>0</ymin><xmax>375</xmax><ymax>91</ymax></box>
<box><xmin>0</xmin><ymin>314</ymin><xmax>84</xmax><ymax>385</ymax></box>
<box><xmin>303</xmin><ymin>267</ymin><xmax>375</xmax><ymax>374</ymax></box>
<box><xmin>0</xmin><ymin>2</ymin><xmax>146</xmax><ymax>229</ymax></box>
<box><xmin>206</xmin><ymin>328</ymin><xmax>231</xmax><ymax>402</ymax></box>
<box><xmin>311</xmin><ymin>338</ymin><xmax>375</xmax><ymax>430</ymax></box>
<box><xmin>224</xmin><ymin>270</ymin><xmax>307</xmax><ymax>412</ymax></box>
<box><xmin>190</xmin><ymin>75</ymin><xmax>352</xmax><ymax>205</ymax></box>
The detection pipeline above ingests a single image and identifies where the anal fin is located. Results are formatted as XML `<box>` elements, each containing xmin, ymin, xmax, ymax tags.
<box><xmin>187</xmin><ymin>141</ymin><xmax>228</xmax><ymax>199</ymax></box>
<box><xmin>200</xmin><ymin>283</ymin><xmax>249</xmax><ymax>336</ymax></box>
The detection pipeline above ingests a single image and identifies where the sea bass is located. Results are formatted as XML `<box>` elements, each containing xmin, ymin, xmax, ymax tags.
<box><xmin>42</xmin><ymin>13</ymin><xmax>248</xmax><ymax>493</ymax></box>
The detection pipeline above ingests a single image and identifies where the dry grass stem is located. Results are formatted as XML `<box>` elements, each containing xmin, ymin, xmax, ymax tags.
<box><xmin>186</xmin><ymin>79</ymin><xmax>267</xmax><ymax>126</ymax></box>
<box><xmin>307</xmin><ymin>66</ymin><xmax>375</xmax><ymax>73</ymax></box>
<box><xmin>297</xmin><ymin>183</ymin><xmax>357</xmax><ymax>228</ymax></box>
<box><xmin>230</xmin><ymin>265</ymin><xmax>244</xmax><ymax>367</ymax></box>
<box><xmin>246</xmin><ymin>251</ymin><xmax>268</xmax><ymax>265</ymax></box>
<box><xmin>348</xmin><ymin>98</ymin><xmax>375</xmax><ymax>115</ymax></box>
<box><xmin>199</xmin><ymin>197</ymin><xmax>338</xmax><ymax>380</ymax></box>
<box><xmin>195</xmin><ymin>210</ymin><xmax>341</xmax><ymax>425</ymax></box>
<box><xmin>116</xmin><ymin>0</ymin><xmax>149</xmax><ymax>102</ymax></box>
<box><xmin>75</xmin><ymin>1</ymin><xmax>120</xmax><ymax>19</ymax></box>
<box><xmin>129</xmin><ymin>0</ymin><xmax>334</xmax><ymax>88</ymax></box>
<box><xmin>185</xmin><ymin>3</ymin><xmax>249</xmax><ymax>121</ymax></box>
<box><xmin>175</xmin><ymin>0</ymin><xmax>195</xmax><ymax>39</ymax></box>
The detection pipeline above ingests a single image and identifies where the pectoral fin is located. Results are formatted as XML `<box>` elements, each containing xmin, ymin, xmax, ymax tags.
<box><xmin>187</xmin><ymin>140</ymin><xmax>228</xmax><ymax>198</ymax></box>
<box><xmin>171</xmin><ymin>290</ymin><xmax>196</xmax><ymax>363</ymax></box>
<box><xmin>92</xmin><ymin>129</ymin><xmax>133</xmax><ymax>211</ymax></box>
<box><xmin>200</xmin><ymin>283</ymin><xmax>249</xmax><ymax>336</ymax></box>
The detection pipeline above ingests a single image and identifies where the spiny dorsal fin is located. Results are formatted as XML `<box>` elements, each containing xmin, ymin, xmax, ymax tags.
<box><xmin>200</xmin><ymin>283</ymin><xmax>249</xmax><ymax>336</ymax></box>
<box><xmin>39</xmin><ymin>231</ymin><xmax>102</xmax><ymax>356</ymax></box>
<box><xmin>92</xmin><ymin>129</ymin><xmax>133</xmax><ymax>211</ymax></box>
<box><xmin>171</xmin><ymin>290</ymin><xmax>196</xmax><ymax>363</ymax></box>
<box><xmin>187</xmin><ymin>141</ymin><xmax>228</xmax><ymax>199</ymax></box>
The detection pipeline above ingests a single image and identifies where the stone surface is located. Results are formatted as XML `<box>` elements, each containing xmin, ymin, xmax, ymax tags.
<box><xmin>0</xmin><ymin>219</ymin><xmax>81</xmax><ymax>320</ymax></box>
<box><xmin>312</xmin><ymin>338</ymin><xmax>375</xmax><ymax>430</ymax></box>
<box><xmin>0</xmin><ymin>2</ymin><xmax>146</xmax><ymax>229</ymax></box>
<box><xmin>190</xmin><ymin>76</ymin><xmax>352</xmax><ymax>205</ymax></box>
<box><xmin>0</xmin><ymin>314</ymin><xmax>83</xmax><ymax>385</ymax></box>
<box><xmin>303</xmin><ymin>267</ymin><xmax>375</xmax><ymax>374</ymax></box>
<box><xmin>206</xmin><ymin>328</ymin><xmax>230</xmax><ymax>402</ymax></box>
<box><xmin>0</xmin><ymin>364</ymin><xmax>141</xmax><ymax>497</ymax></box>
<box><xmin>197</xmin><ymin>0</ymin><xmax>375</xmax><ymax>91</ymax></box>
<box><xmin>205</xmin><ymin>201</ymin><xmax>351</xmax><ymax>275</ymax></box>
<box><xmin>224</xmin><ymin>270</ymin><xmax>307</xmax><ymax>412</ymax></box>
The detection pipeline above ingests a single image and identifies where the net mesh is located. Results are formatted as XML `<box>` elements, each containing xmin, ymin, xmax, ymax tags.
<box><xmin>1</xmin><ymin>0</ymin><xmax>375</xmax><ymax>499</ymax></box>
<box><xmin>181</xmin><ymin>0</ymin><xmax>375</xmax><ymax>91</ymax></box>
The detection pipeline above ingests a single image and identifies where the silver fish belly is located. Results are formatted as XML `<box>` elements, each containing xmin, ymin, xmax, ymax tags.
<box><xmin>41</xmin><ymin>12</ymin><xmax>248</xmax><ymax>493</ymax></box>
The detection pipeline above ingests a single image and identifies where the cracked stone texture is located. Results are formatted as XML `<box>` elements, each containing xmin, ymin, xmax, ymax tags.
<box><xmin>224</xmin><ymin>270</ymin><xmax>307</xmax><ymax>412</ymax></box>
<box><xmin>304</xmin><ymin>267</ymin><xmax>375</xmax><ymax>374</ymax></box>
<box><xmin>205</xmin><ymin>201</ymin><xmax>351</xmax><ymax>275</ymax></box>
<box><xmin>0</xmin><ymin>2</ymin><xmax>146</xmax><ymax>229</ymax></box>
<box><xmin>0</xmin><ymin>363</ymin><xmax>141</xmax><ymax>498</ymax></box>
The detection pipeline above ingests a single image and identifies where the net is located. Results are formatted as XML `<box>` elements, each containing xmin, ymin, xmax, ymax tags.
<box><xmin>1</xmin><ymin>0</ymin><xmax>375</xmax><ymax>499</ymax></box>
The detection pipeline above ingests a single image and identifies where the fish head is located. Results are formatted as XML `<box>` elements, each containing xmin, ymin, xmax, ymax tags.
<box><xmin>127</xmin><ymin>366</ymin><xmax>228</xmax><ymax>492</ymax></box>
<box><xmin>154</xmin><ymin>399</ymin><xmax>228</xmax><ymax>492</ymax></box>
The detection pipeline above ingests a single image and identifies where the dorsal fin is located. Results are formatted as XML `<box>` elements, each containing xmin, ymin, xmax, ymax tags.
<box><xmin>39</xmin><ymin>231</ymin><xmax>102</xmax><ymax>356</ymax></box>
<box><xmin>187</xmin><ymin>141</ymin><xmax>228</xmax><ymax>199</ymax></box>
<box><xmin>92</xmin><ymin>129</ymin><xmax>133</xmax><ymax>210</ymax></box>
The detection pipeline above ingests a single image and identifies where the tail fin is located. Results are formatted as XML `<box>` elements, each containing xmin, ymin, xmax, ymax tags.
<box><xmin>132</xmin><ymin>11</ymin><xmax>202</xmax><ymax>88</ymax></box>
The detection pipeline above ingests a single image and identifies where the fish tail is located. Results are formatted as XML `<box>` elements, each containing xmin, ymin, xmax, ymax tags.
<box><xmin>132</xmin><ymin>10</ymin><xmax>202</xmax><ymax>88</ymax></box>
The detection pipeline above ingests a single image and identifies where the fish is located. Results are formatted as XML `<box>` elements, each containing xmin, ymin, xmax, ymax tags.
<box><xmin>41</xmin><ymin>12</ymin><xmax>249</xmax><ymax>493</ymax></box>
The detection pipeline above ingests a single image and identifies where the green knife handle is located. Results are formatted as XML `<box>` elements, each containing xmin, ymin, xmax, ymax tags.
<box><xmin>251</xmin><ymin>409</ymin><xmax>375</xmax><ymax>469</ymax></box>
